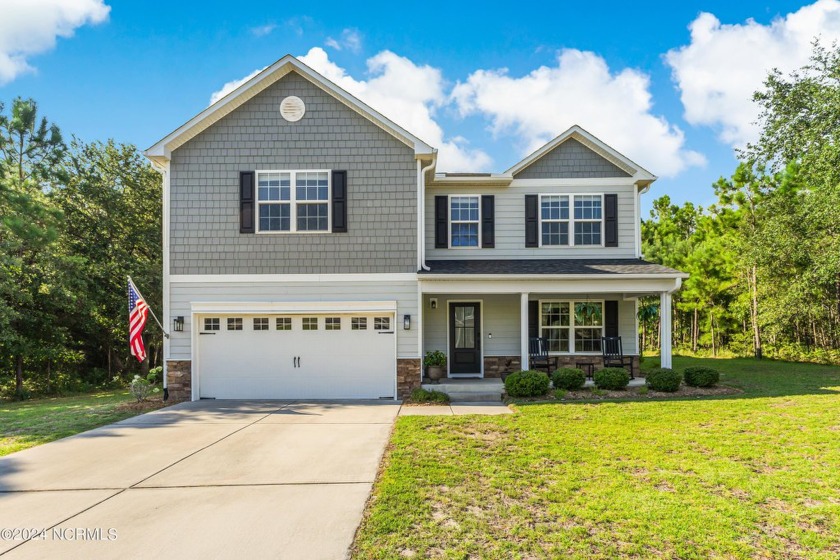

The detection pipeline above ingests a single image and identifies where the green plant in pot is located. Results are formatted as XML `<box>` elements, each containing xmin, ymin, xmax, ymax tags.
<box><xmin>423</xmin><ymin>351</ymin><xmax>447</xmax><ymax>383</ymax></box>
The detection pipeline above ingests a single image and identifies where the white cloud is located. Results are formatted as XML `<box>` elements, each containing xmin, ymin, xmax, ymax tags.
<box><xmin>325</xmin><ymin>28</ymin><xmax>363</xmax><ymax>54</ymax></box>
<box><xmin>300</xmin><ymin>47</ymin><xmax>491</xmax><ymax>171</ymax></box>
<box><xmin>666</xmin><ymin>0</ymin><xmax>840</xmax><ymax>147</ymax></box>
<box><xmin>209</xmin><ymin>68</ymin><xmax>265</xmax><ymax>105</ymax></box>
<box><xmin>250</xmin><ymin>24</ymin><xmax>276</xmax><ymax>38</ymax></box>
<box><xmin>0</xmin><ymin>0</ymin><xmax>110</xmax><ymax>84</ymax></box>
<box><xmin>452</xmin><ymin>49</ymin><xmax>705</xmax><ymax>178</ymax></box>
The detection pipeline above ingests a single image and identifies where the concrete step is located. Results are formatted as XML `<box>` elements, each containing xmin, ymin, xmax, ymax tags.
<box><xmin>421</xmin><ymin>379</ymin><xmax>505</xmax><ymax>402</ymax></box>
<box><xmin>445</xmin><ymin>392</ymin><xmax>504</xmax><ymax>403</ymax></box>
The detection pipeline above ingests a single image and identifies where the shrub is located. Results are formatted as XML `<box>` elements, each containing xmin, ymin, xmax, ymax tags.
<box><xmin>409</xmin><ymin>388</ymin><xmax>450</xmax><ymax>403</ymax></box>
<box><xmin>422</xmin><ymin>350</ymin><xmax>447</xmax><ymax>368</ymax></box>
<box><xmin>148</xmin><ymin>366</ymin><xmax>163</xmax><ymax>384</ymax></box>
<box><xmin>504</xmin><ymin>370</ymin><xmax>550</xmax><ymax>397</ymax></box>
<box><xmin>593</xmin><ymin>368</ymin><xmax>630</xmax><ymax>390</ymax></box>
<box><xmin>684</xmin><ymin>366</ymin><xmax>720</xmax><ymax>387</ymax></box>
<box><xmin>551</xmin><ymin>368</ymin><xmax>586</xmax><ymax>391</ymax></box>
<box><xmin>129</xmin><ymin>375</ymin><xmax>153</xmax><ymax>402</ymax></box>
<box><xmin>646</xmin><ymin>368</ymin><xmax>681</xmax><ymax>392</ymax></box>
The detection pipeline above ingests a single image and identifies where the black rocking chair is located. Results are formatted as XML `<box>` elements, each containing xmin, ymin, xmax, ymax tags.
<box><xmin>528</xmin><ymin>337</ymin><xmax>556</xmax><ymax>376</ymax></box>
<box><xmin>601</xmin><ymin>336</ymin><xmax>635</xmax><ymax>379</ymax></box>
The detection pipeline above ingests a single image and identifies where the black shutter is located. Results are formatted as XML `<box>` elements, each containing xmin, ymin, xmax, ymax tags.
<box><xmin>525</xmin><ymin>195</ymin><xmax>538</xmax><ymax>247</ymax></box>
<box><xmin>605</xmin><ymin>300</ymin><xmax>619</xmax><ymax>337</ymax></box>
<box><xmin>240</xmin><ymin>171</ymin><xmax>255</xmax><ymax>234</ymax></box>
<box><xmin>481</xmin><ymin>195</ymin><xmax>495</xmax><ymax>248</ymax></box>
<box><xmin>604</xmin><ymin>193</ymin><xmax>618</xmax><ymax>247</ymax></box>
<box><xmin>528</xmin><ymin>300</ymin><xmax>539</xmax><ymax>339</ymax></box>
<box><xmin>331</xmin><ymin>170</ymin><xmax>347</xmax><ymax>233</ymax></box>
<box><xmin>435</xmin><ymin>195</ymin><xmax>448</xmax><ymax>248</ymax></box>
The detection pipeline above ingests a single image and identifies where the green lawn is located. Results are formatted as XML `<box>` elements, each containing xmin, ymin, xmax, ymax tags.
<box><xmin>353</xmin><ymin>357</ymin><xmax>840</xmax><ymax>559</ymax></box>
<box><xmin>0</xmin><ymin>390</ymin><xmax>159</xmax><ymax>457</ymax></box>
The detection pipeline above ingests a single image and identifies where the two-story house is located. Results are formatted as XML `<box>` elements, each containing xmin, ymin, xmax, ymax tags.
<box><xmin>145</xmin><ymin>55</ymin><xmax>686</xmax><ymax>401</ymax></box>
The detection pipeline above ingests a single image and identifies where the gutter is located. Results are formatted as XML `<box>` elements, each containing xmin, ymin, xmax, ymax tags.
<box><xmin>418</xmin><ymin>154</ymin><xmax>437</xmax><ymax>271</ymax></box>
<box><xmin>418</xmin><ymin>273</ymin><xmax>690</xmax><ymax>281</ymax></box>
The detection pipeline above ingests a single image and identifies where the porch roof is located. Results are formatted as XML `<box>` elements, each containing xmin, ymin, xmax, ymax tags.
<box><xmin>420</xmin><ymin>259</ymin><xmax>686</xmax><ymax>278</ymax></box>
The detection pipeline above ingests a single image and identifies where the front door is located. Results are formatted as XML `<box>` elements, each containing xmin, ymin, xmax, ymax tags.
<box><xmin>449</xmin><ymin>302</ymin><xmax>482</xmax><ymax>375</ymax></box>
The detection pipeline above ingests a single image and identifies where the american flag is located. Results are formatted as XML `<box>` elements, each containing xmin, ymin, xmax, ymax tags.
<box><xmin>128</xmin><ymin>279</ymin><xmax>149</xmax><ymax>362</ymax></box>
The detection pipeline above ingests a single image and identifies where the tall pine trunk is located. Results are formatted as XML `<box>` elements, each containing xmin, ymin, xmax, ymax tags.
<box><xmin>15</xmin><ymin>354</ymin><xmax>23</xmax><ymax>394</ymax></box>
<box><xmin>750</xmin><ymin>266</ymin><xmax>762</xmax><ymax>359</ymax></box>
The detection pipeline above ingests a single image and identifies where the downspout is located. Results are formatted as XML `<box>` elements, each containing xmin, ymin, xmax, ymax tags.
<box><xmin>150</xmin><ymin>158</ymin><xmax>170</xmax><ymax>401</ymax></box>
<box><xmin>419</xmin><ymin>154</ymin><xmax>437</xmax><ymax>271</ymax></box>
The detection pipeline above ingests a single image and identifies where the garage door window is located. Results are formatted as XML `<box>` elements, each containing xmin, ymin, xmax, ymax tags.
<box><xmin>351</xmin><ymin>317</ymin><xmax>367</xmax><ymax>330</ymax></box>
<box><xmin>227</xmin><ymin>318</ymin><xmax>243</xmax><ymax>331</ymax></box>
<box><xmin>302</xmin><ymin>317</ymin><xmax>318</xmax><ymax>330</ymax></box>
<box><xmin>276</xmin><ymin>317</ymin><xmax>292</xmax><ymax>331</ymax></box>
<box><xmin>204</xmin><ymin>318</ymin><xmax>220</xmax><ymax>331</ymax></box>
<box><xmin>374</xmin><ymin>317</ymin><xmax>390</xmax><ymax>330</ymax></box>
<box><xmin>325</xmin><ymin>317</ymin><xmax>340</xmax><ymax>330</ymax></box>
<box><xmin>253</xmin><ymin>318</ymin><xmax>269</xmax><ymax>331</ymax></box>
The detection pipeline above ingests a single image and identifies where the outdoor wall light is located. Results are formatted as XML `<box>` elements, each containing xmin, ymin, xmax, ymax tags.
<box><xmin>404</xmin><ymin>314</ymin><xmax>411</xmax><ymax>330</ymax></box>
<box><xmin>430</xmin><ymin>298</ymin><xmax>438</xmax><ymax>309</ymax></box>
<box><xmin>173</xmin><ymin>316</ymin><xmax>184</xmax><ymax>332</ymax></box>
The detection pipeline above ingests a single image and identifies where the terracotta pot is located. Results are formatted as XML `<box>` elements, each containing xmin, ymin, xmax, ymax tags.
<box><xmin>426</xmin><ymin>365</ymin><xmax>445</xmax><ymax>383</ymax></box>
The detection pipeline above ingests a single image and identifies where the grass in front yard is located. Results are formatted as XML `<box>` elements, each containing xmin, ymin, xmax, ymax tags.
<box><xmin>353</xmin><ymin>357</ymin><xmax>840</xmax><ymax>559</ymax></box>
<box><xmin>0</xmin><ymin>390</ymin><xmax>166</xmax><ymax>457</ymax></box>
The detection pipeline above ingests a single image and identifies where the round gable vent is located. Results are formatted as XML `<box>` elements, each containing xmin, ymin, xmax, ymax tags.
<box><xmin>280</xmin><ymin>96</ymin><xmax>306</xmax><ymax>122</ymax></box>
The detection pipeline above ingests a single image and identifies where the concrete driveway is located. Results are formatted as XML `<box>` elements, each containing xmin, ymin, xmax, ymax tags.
<box><xmin>0</xmin><ymin>400</ymin><xmax>400</xmax><ymax>560</ymax></box>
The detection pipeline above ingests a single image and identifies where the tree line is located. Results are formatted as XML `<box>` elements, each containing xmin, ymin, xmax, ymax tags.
<box><xmin>0</xmin><ymin>98</ymin><xmax>162</xmax><ymax>398</ymax></box>
<box><xmin>641</xmin><ymin>44</ymin><xmax>840</xmax><ymax>365</ymax></box>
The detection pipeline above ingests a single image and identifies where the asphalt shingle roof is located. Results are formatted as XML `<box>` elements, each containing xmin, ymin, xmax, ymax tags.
<box><xmin>420</xmin><ymin>259</ymin><xmax>684</xmax><ymax>276</ymax></box>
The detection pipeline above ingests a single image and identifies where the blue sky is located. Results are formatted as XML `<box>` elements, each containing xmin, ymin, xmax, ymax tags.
<box><xmin>1</xmin><ymin>0</ymin><xmax>834</xmax><ymax>214</ymax></box>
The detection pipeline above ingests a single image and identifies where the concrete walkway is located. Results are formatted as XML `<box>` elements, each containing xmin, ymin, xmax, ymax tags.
<box><xmin>0</xmin><ymin>400</ymin><xmax>400</xmax><ymax>560</ymax></box>
<box><xmin>399</xmin><ymin>402</ymin><xmax>513</xmax><ymax>416</ymax></box>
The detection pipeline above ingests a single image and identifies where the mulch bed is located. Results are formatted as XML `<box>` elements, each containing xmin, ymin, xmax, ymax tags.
<box><xmin>511</xmin><ymin>384</ymin><xmax>741</xmax><ymax>402</ymax></box>
<box><xmin>115</xmin><ymin>396</ymin><xmax>173</xmax><ymax>413</ymax></box>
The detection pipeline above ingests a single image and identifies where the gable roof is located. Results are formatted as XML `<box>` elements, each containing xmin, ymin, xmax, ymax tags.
<box><xmin>504</xmin><ymin>125</ymin><xmax>656</xmax><ymax>183</ymax></box>
<box><xmin>145</xmin><ymin>54</ymin><xmax>436</xmax><ymax>164</ymax></box>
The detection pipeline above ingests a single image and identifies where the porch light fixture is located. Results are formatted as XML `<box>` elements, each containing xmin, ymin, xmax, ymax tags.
<box><xmin>430</xmin><ymin>298</ymin><xmax>438</xmax><ymax>309</ymax></box>
<box><xmin>403</xmin><ymin>314</ymin><xmax>411</xmax><ymax>330</ymax></box>
<box><xmin>173</xmin><ymin>316</ymin><xmax>184</xmax><ymax>332</ymax></box>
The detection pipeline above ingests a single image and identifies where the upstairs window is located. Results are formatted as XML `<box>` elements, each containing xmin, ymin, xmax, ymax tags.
<box><xmin>450</xmin><ymin>196</ymin><xmax>480</xmax><ymax>247</ymax></box>
<box><xmin>257</xmin><ymin>171</ymin><xmax>329</xmax><ymax>233</ymax></box>
<box><xmin>539</xmin><ymin>194</ymin><xmax>603</xmax><ymax>247</ymax></box>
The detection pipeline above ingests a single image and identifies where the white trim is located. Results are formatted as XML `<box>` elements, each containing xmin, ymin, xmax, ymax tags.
<box><xmin>505</xmin><ymin>125</ymin><xmax>656</xmax><ymax>181</ymax></box>
<box><xmin>537</xmin><ymin>193</ymin><xmax>605</xmax><ymax>249</ymax></box>
<box><xmin>445</xmin><ymin>299</ymin><xmax>484</xmax><ymax>377</ymax></box>
<box><xmin>170</xmin><ymin>273</ymin><xmax>418</xmax><ymax>283</ymax></box>
<box><xmin>634</xmin><ymin>185</ymin><xmax>641</xmax><ymax>258</ymax></box>
<box><xmin>508</xmin><ymin>177</ymin><xmax>639</xmax><ymax>187</ymax></box>
<box><xmin>537</xmin><ymin>298</ymin><xmax>605</xmax><ymax>356</ymax></box>
<box><xmin>418</xmin><ymin>273</ymin><xmax>688</xmax><ymax>281</ymax></box>
<box><xmin>447</xmin><ymin>194</ymin><xmax>482</xmax><ymax>249</ymax></box>
<box><xmin>255</xmin><ymin>169</ymin><xmax>331</xmax><ymax>234</ymax></box>
<box><xmin>150</xmin><ymin>160</ymin><xmax>171</xmax><ymax>389</ymax></box>
<box><xmin>190</xmin><ymin>300</ymin><xmax>397</xmax><ymax>314</ymax></box>
<box><xmin>520</xmin><ymin>293</ymin><xmax>529</xmax><ymax>370</ymax></box>
<box><xmin>145</xmin><ymin>55</ymin><xmax>435</xmax><ymax>162</ymax></box>
<box><xmin>420</xmin><ymin>277</ymin><xmax>684</xmax><ymax>295</ymax></box>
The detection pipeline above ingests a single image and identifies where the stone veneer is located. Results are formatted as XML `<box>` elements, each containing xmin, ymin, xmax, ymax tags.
<box><xmin>548</xmin><ymin>355</ymin><xmax>642</xmax><ymax>377</ymax></box>
<box><xmin>397</xmin><ymin>358</ymin><xmax>422</xmax><ymax>399</ymax></box>
<box><xmin>166</xmin><ymin>360</ymin><xmax>192</xmax><ymax>401</ymax></box>
<box><xmin>483</xmin><ymin>356</ymin><xmax>522</xmax><ymax>378</ymax></box>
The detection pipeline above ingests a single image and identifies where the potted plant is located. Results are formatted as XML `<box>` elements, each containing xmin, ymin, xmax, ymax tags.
<box><xmin>423</xmin><ymin>350</ymin><xmax>447</xmax><ymax>383</ymax></box>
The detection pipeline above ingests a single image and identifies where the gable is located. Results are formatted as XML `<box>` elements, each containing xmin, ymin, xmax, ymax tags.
<box><xmin>513</xmin><ymin>138</ymin><xmax>632</xmax><ymax>179</ymax></box>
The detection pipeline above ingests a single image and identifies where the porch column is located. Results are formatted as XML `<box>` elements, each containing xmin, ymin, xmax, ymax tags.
<box><xmin>520</xmin><ymin>292</ymin><xmax>530</xmax><ymax>370</ymax></box>
<box><xmin>660</xmin><ymin>291</ymin><xmax>673</xmax><ymax>369</ymax></box>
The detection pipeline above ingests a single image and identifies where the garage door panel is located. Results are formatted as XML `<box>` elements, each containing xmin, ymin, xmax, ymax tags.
<box><xmin>197</xmin><ymin>313</ymin><xmax>395</xmax><ymax>399</ymax></box>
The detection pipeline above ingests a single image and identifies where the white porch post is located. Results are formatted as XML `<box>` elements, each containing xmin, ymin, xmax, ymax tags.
<box><xmin>660</xmin><ymin>291</ymin><xmax>673</xmax><ymax>369</ymax></box>
<box><xmin>520</xmin><ymin>292</ymin><xmax>530</xmax><ymax>370</ymax></box>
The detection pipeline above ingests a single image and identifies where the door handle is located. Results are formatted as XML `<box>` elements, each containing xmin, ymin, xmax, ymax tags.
<box><xmin>199</xmin><ymin>332</ymin><xmax>216</xmax><ymax>335</ymax></box>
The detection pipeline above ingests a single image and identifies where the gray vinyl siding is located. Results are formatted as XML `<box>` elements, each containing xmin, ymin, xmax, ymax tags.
<box><xmin>425</xmin><ymin>184</ymin><xmax>637</xmax><ymax>259</ymax></box>
<box><xmin>169</xmin><ymin>71</ymin><xmax>417</xmax><ymax>275</ymax></box>
<box><xmin>514</xmin><ymin>139</ymin><xmax>631</xmax><ymax>179</ymax></box>
<box><xmin>170</xmin><ymin>280</ymin><xmax>419</xmax><ymax>359</ymax></box>
<box><xmin>422</xmin><ymin>294</ymin><xmax>637</xmax><ymax>357</ymax></box>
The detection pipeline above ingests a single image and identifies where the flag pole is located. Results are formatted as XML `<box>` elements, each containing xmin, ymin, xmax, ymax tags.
<box><xmin>128</xmin><ymin>276</ymin><xmax>170</xmax><ymax>339</ymax></box>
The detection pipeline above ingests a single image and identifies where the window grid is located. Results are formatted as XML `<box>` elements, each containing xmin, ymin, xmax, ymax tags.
<box><xmin>450</xmin><ymin>195</ymin><xmax>480</xmax><ymax>248</ymax></box>
<box><xmin>204</xmin><ymin>318</ymin><xmax>220</xmax><ymax>331</ymax></box>
<box><xmin>227</xmin><ymin>318</ymin><xmax>243</xmax><ymax>331</ymax></box>
<box><xmin>253</xmin><ymin>318</ymin><xmax>269</xmax><ymax>331</ymax></box>
<box><xmin>275</xmin><ymin>317</ymin><xmax>292</xmax><ymax>331</ymax></box>
<box><xmin>302</xmin><ymin>317</ymin><xmax>318</xmax><ymax>330</ymax></box>
<box><xmin>538</xmin><ymin>301</ymin><xmax>604</xmax><ymax>354</ymax></box>
<box><xmin>325</xmin><ymin>317</ymin><xmax>341</xmax><ymax>331</ymax></box>
<box><xmin>374</xmin><ymin>317</ymin><xmax>391</xmax><ymax>331</ymax></box>
<box><xmin>256</xmin><ymin>170</ymin><xmax>330</xmax><ymax>233</ymax></box>
<box><xmin>538</xmin><ymin>194</ymin><xmax>603</xmax><ymax>247</ymax></box>
<box><xmin>351</xmin><ymin>317</ymin><xmax>367</xmax><ymax>330</ymax></box>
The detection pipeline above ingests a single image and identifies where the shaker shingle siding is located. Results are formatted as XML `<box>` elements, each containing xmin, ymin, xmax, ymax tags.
<box><xmin>513</xmin><ymin>138</ymin><xmax>631</xmax><ymax>179</ymax></box>
<box><xmin>169</xmin><ymin>71</ymin><xmax>417</xmax><ymax>275</ymax></box>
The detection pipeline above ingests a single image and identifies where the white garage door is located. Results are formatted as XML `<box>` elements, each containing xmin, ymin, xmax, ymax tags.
<box><xmin>196</xmin><ymin>313</ymin><xmax>395</xmax><ymax>399</ymax></box>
